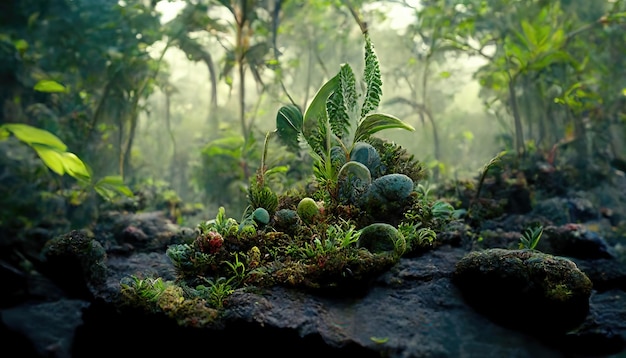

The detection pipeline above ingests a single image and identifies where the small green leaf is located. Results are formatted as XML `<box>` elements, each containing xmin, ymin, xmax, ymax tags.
<box><xmin>14</xmin><ymin>39</ymin><xmax>28</xmax><ymax>53</ymax></box>
<box><xmin>622</xmin><ymin>88</ymin><xmax>626</xmax><ymax>96</ymax></box>
<box><xmin>370</xmin><ymin>336</ymin><xmax>389</xmax><ymax>344</ymax></box>
<box><xmin>353</xmin><ymin>113</ymin><xmax>415</xmax><ymax>143</ymax></box>
<box><xmin>94</xmin><ymin>175</ymin><xmax>134</xmax><ymax>199</ymax></box>
<box><xmin>4</xmin><ymin>123</ymin><xmax>67</xmax><ymax>150</ymax></box>
<box><xmin>61</xmin><ymin>152</ymin><xmax>91</xmax><ymax>182</ymax></box>
<box><xmin>34</xmin><ymin>80</ymin><xmax>67</xmax><ymax>93</ymax></box>
<box><xmin>439</xmin><ymin>71</ymin><xmax>451</xmax><ymax>78</ymax></box>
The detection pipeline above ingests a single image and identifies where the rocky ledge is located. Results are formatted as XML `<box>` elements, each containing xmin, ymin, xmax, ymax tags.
<box><xmin>1</xmin><ymin>211</ymin><xmax>625</xmax><ymax>358</ymax></box>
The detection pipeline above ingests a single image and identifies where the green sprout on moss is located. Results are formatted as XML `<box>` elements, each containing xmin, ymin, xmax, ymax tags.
<box><xmin>302</xmin><ymin>220</ymin><xmax>361</xmax><ymax>259</ymax></box>
<box><xmin>197</xmin><ymin>277</ymin><xmax>235</xmax><ymax>309</ymax></box>
<box><xmin>519</xmin><ymin>224</ymin><xmax>544</xmax><ymax>250</ymax></box>
<box><xmin>120</xmin><ymin>276</ymin><xmax>167</xmax><ymax>303</ymax></box>
<box><xmin>202</xmin><ymin>206</ymin><xmax>239</xmax><ymax>237</ymax></box>
<box><xmin>223</xmin><ymin>252</ymin><xmax>247</xmax><ymax>285</ymax></box>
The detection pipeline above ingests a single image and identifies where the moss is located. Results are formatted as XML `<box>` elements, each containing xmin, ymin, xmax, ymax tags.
<box><xmin>297</xmin><ymin>197</ymin><xmax>320</xmax><ymax>223</ymax></box>
<box><xmin>357</xmin><ymin>223</ymin><xmax>406</xmax><ymax>257</ymax></box>
<box><xmin>453</xmin><ymin>248</ymin><xmax>593</xmax><ymax>333</ymax></box>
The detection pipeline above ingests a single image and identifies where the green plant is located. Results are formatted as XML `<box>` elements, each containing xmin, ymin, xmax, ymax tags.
<box><xmin>332</xmin><ymin>220</ymin><xmax>362</xmax><ymax>249</ymax></box>
<box><xmin>0</xmin><ymin>123</ymin><xmax>133</xmax><ymax>201</ymax></box>
<box><xmin>202</xmin><ymin>206</ymin><xmax>239</xmax><ymax>237</ymax></box>
<box><xmin>274</xmin><ymin>34</ymin><xmax>415</xmax><ymax>205</ymax></box>
<box><xmin>467</xmin><ymin>151</ymin><xmax>507</xmax><ymax>219</ymax></box>
<box><xmin>519</xmin><ymin>224</ymin><xmax>544</xmax><ymax>250</ymax></box>
<box><xmin>398</xmin><ymin>221</ymin><xmax>438</xmax><ymax>251</ymax></box>
<box><xmin>198</xmin><ymin>277</ymin><xmax>235</xmax><ymax>309</ymax></box>
<box><xmin>223</xmin><ymin>252</ymin><xmax>247</xmax><ymax>285</ymax></box>
<box><xmin>120</xmin><ymin>276</ymin><xmax>167</xmax><ymax>303</ymax></box>
<box><xmin>247</xmin><ymin>130</ymin><xmax>283</xmax><ymax>214</ymax></box>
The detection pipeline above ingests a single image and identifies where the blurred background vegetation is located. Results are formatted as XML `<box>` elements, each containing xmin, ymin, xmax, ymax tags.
<box><xmin>1</xmin><ymin>0</ymin><xmax>625</xmax><ymax>237</ymax></box>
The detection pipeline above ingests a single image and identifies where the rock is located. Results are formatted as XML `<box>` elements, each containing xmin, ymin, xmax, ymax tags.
<box><xmin>273</xmin><ymin>209</ymin><xmax>302</xmax><ymax>233</ymax></box>
<box><xmin>1</xmin><ymin>299</ymin><xmax>89</xmax><ymax>358</ymax></box>
<box><xmin>453</xmin><ymin>248</ymin><xmax>593</xmax><ymax>334</ymax></box>
<box><xmin>363</xmin><ymin>173</ymin><xmax>414</xmax><ymax>203</ymax></box>
<box><xmin>40</xmin><ymin>230</ymin><xmax>108</xmax><ymax>297</ymax></box>
<box><xmin>337</xmin><ymin>161</ymin><xmax>372</xmax><ymax>205</ymax></box>
<box><xmin>330</xmin><ymin>145</ymin><xmax>347</xmax><ymax>169</ymax></box>
<box><xmin>539</xmin><ymin>224</ymin><xmax>615</xmax><ymax>259</ymax></box>
<box><xmin>93</xmin><ymin>211</ymin><xmax>183</xmax><ymax>253</ymax></box>
<box><xmin>350</xmin><ymin>142</ymin><xmax>384</xmax><ymax>178</ymax></box>
<box><xmin>252</xmin><ymin>207</ymin><xmax>270</xmax><ymax>225</ymax></box>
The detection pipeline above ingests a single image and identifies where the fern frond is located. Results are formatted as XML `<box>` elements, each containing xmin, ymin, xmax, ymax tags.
<box><xmin>305</xmin><ymin>115</ymin><xmax>330</xmax><ymax>158</ymax></box>
<box><xmin>327</xmin><ymin>64</ymin><xmax>357</xmax><ymax>140</ymax></box>
<box><xmin>360</xmin><ymin>34</ymin><xmax>382</xmax><ymax>119</ymax></box>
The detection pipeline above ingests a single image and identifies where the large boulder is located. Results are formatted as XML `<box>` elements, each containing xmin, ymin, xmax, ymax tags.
<box><xmin>453</xmin><ymin>248</ymin><xmax>593</xmax><ymax>333</ymax></box>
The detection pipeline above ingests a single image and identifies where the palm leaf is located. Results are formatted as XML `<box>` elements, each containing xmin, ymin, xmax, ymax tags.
<box><xmin>354</xmin><ymin>113</ymin><xmax>415</xmax><ymax>143</ymax></box>
<box><xmin>305</xmin><ymin>115</ymin><xmax>330</xmax><ymax>158</ymax></box>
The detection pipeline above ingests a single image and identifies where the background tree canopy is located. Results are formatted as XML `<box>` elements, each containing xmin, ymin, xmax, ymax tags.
<box><xmin>1</xmin><ymin>0</ymin><xmax>625</xmax><ymax>231</ymax></box>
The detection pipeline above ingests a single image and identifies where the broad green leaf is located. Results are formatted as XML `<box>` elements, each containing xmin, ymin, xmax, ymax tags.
<box><xmin>31</xmin><ymin>144</ymin><xmax>65</xmax><ymax>175</ymax></box>
<box><xmin>0</xmin><ymin>127</ymin><xmax>9</xmax><ymax>140</ymax></box>
<box><xmin>61</xmin><ymin>152</ymin><xmax>91</xmax><ymax>182</ymax></box>
<box><xmin>34</xmin><ymin>80</ymin><xmax>67</xmax><ymax>93</ymax></box>
<box><xmin>4</xmin><ymin>123</ymin><xmax>67</xmax><ymax>150</ymax></box>
<box><xmin>275</xmin><ymin>104</ymin><xmax>303</xmax><ymax>152</ymax></box>
<box><xmin>303</xmin><ymin>73</ymin><xmax>339</xmax><ymax>126</ymax></box>
<box><xmin>621</xmin><ymin>88</ymin><xmax>626</xmax><ymax>96</ymax></box>
<box><xmin>354</xmin><ymin>113</ymin><xmax>415</xmax><ymax>143</ymax></box>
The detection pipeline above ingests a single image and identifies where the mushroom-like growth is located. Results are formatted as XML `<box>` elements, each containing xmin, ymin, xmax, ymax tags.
<box><xmin>297</xmin><ymin>197</ymin><xmax>320</xmax><ymax>224</ymax></box>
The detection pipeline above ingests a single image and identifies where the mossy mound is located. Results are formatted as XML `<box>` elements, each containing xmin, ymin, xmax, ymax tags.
<box><xmin>453</xmin><ymin>248</ymin><xmax>593</xmax><ymax>334</ymax></box>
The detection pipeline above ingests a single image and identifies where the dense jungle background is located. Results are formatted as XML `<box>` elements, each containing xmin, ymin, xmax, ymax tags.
<box><xmin>1</xmin><ymin>0</ymin><xmax>626</xmax><ymax>285</ymax></box>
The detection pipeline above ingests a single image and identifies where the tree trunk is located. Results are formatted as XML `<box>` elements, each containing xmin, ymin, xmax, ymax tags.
<box><xmin>508</xmin><ymin>75</ymin><xmax>525</xmax><ymax>157</ymax></box>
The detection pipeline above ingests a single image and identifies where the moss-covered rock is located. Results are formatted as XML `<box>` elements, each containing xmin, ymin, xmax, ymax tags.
<box><xmin>350</xmin><ymin>142</ymin><xmax>384</xmax><ymax>178</ymax></box>
<box><xmin>337</xmin><ymin>161</ymin><xmax>372</xmax><ymax>205</ymax></box>
<box><xmin>40</xmin><ymin>230</ymin><xmax>108</xmax><ymax>296</ymax></box>
<box><xmin>357</xmin><ymin>223</ymin><xmax>406</xmax><ymax>257</ymax></box>
<box><xmin>296</xmin><ymin>197</ymin><xmax>320</xmax><ymax>224</ymax></box>
<box><xmin>273</xmin><ymin>209</ymin><xmax>301</xmax><ymax>231</ymax></box>
<box><xmin>252</xmin><ymin>207</ymin><xmax>270</xmax><ymax>225</ymax></box>
<box><xmin>367</xmin><ymin>173</ymin><xmax>414</xmax><ymax>201</ymax></box>
<box><xmin>453</xmin><ymin>248</ymin><xmax>593</xmax><ymax>334</ymax></box>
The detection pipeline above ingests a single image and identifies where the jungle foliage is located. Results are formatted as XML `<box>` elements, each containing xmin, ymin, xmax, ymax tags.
<box><xmin>1</xmin><ymin>0</ymin><xmax>625</xmax><ymax>246</ymax></box>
